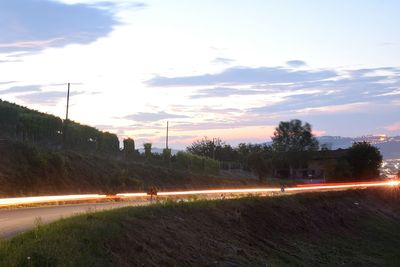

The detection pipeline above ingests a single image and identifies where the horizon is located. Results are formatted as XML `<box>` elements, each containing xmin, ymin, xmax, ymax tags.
<box><xmin>1</xmin><ymin>0</ymin><xmax>400</xmax><ymax>149</ymax></box>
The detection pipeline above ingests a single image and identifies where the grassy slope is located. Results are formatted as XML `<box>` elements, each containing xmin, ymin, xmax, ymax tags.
<box><xmin>0</xmin><ymin>141</ymin><xmax>258</xmax><ymax>197</ymax></box>
<box><xmin>1</xmin><ymin>188</ymin><xmax>399</xmax><ymax>266</ymax></box>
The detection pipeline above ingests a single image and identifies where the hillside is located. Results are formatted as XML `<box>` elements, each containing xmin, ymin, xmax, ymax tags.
<box><xmin>1</xmin><ymin>188</ymin><xmax>399</xmax><ymax>266</ymax></box>
<box><xmin>0</xmin><ymin>140</ymin><xmax>258</xmax><ymax>197</ymax></box>
<box><xmin>0</xmin><ymin>99</ymin><xmax>119</xmax><ymax>154</ymax></box>
<box><xmin>317</xmin><ymin>136</ymin><xmax>400</xmax><ymax>159</ymax></box>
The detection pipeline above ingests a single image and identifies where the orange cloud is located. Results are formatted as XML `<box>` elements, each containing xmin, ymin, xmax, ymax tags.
<box><xmin>312</xmin><ymin>130</ymin><xmax>326</xmax><ymax>136</ymax></box>
<box><xmin>169</xmin><ymin>125</ymin><xmax>276</xmax><ymax>146</ymax></box>
<box><xmin>384</xmin><ymin>122</ymin><xmax>400</xmax><ymax>131</ymax></box>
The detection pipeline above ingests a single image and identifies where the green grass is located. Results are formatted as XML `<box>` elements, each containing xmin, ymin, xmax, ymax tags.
<box><xmin>1</xmin><ymin>189</ymin><xmax>399</xmax><ymax>266</ymax></box>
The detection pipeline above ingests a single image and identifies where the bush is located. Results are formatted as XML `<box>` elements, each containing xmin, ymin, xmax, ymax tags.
<box><xmin>175</xmin><ymin>152</ymin><xmax>219</xmax><ymax>174</ymax></box>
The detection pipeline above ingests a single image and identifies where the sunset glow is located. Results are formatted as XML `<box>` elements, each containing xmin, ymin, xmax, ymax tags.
<box><xmin>0</xmin><ymin>1</ymin><xmax>399</xmax><ymax>148</ymax></box>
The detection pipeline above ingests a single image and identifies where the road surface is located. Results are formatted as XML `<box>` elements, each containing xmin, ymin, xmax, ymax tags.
<box><xmin>0</xmin><ymin>201</ymin><xmax>148</xmax><ymax>239</ymax></box>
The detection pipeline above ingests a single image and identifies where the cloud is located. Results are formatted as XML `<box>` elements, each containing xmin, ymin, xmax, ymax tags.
<box><xmin>0</xmin><ymin>81</ymin><xmax>16</xmax><ymax>85</ymax></box>
<box><xmin>191</xmin><ymin>87</ymin><xmax>266</xmax><ymax>99</ymax></box>
<box><xmin>312</xmin><ymin>130</ymin><xmax>326</xmax><ymax>137</ymax></box>
<box><xmin>142</xmin><ymin>64</ymin><xmax>400</xmax><ymax>138</ymax></box>
<box><xmin>0</xmin><ymin>59</ymin><xmax>21</xmax><ymax>63</ymax></box>
<box><xmin>286</xmin><ymin>60</ymin><xmax>307</xmax><ymax>68</ymax></box>
<box><xmin>249</xmin><ymin>67</ymin><xmax>400</xmax><ymax>114</ymax></box>
<box><xmin>124</xmin><ymin>111</ymin><xmax>189</xmax><ymax>122</ymax></box>
<box><xmin>199</xmin><ymin>106</ymin><xmax>242</xmax><ymax>114</ymax></box>
<box><xmin>0</xmin><ymin>0</ymin><xmax>121</xmax><ymax>52</ymax></box>
<box><xmin>146</xmin><ymin>66</ymin><xmax>337</xmax><ymax>87</ymax></box>
<box><xmin>385</xmin><ymin>122</ymin><xmax>400</xmax><ymax>131</ymax></box>
<box><xmin>294</xmin><ymin>102</ymin><xmax>369</xmax><ymax>115</ymax></box>
<box><xmin>212</xmin><ymin>57</ymin><xmax>235</xmax><ymax>64</ymax></box>
<box><xmin>151</xmin><ymin>65</ymin><xmax>400</xmax><ymax>137</ymax></box>
<box><xmin>0</xmin><ymin>85</ymin><xmax>41</xmax><ymax>95</ymax></box>
<box><xmin>17</xmin><ymin>90</ymin><xmax>83</xmax><ymax>105</ymax></box>
<box><xmin>171</xmin><ymin>118</ymin><xmax>273</xmax><ymax>131</ymax></box>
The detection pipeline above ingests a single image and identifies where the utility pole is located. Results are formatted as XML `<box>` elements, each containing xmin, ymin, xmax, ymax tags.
<box><xmin>212</xmin><ymin>137</ymin><xmax>215</xmax><ymax>160</ymax></box>
<box><xmin>166</xmin><ymin>121</ymin><xmax>169</xmax><ymax>149</ymax></box>
<box><xmin>65</xmin><ymin>83</ymin><xmax>70</xmax><ymax>121</ymax></box>
<box><xmin>63</xmin><ymin>83</ymin><xmax>70</xmax><ymax>149</ymax></box>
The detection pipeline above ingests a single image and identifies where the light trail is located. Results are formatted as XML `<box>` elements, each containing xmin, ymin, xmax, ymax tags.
<box><xmin>116</xmin><ymin>192</ymin><xmax>147</xmax><ymax>197</ymax></box>
<box><xmin>157</xmin><ymin>188</ymin><xmax>279</xmax><ymax>196</ymax></box>
<box><xmin>118</xmin><ymin>180</ymin><xmax>399</xmax><ymax>197</ymax></box>
<box><xmin>0</xmin><ymin>180</ymin><xmax>398</xmax><ymax>207</ymax></box>
<box><xmin>287</xmin><ymin>180</ymin><xmax>400</xmax><ymax>192</ymax></box>
<box><xmin>0</xmin><ymin>194</ymin><xmax>107</xmax><ymax>206</ymax></box>
<box><xmin>294</xmin><ymin>180</ymin><xmax>397</xmax><ymax>188</ymax></box>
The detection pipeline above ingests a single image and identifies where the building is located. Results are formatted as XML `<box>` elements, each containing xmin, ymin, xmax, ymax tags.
<box><xmin>273</xmin><ymin>149</ymin><xmax>349</xmax><ymax>180</ymax></box>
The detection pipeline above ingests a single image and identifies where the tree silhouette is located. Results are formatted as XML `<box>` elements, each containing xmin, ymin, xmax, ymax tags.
<box><xmin>347</xmin><ymin>142</ymin><xmax>382</xmax><ymax>180</ymax></box>
<box><xmin>123</xmin><ymin>138</ymin><xmax>135</xmax><ymax>159</ymax></box>
<box><xmin>272</xmin><ymin>119</ymin><xmax>319</xmax><ymax>178</ymax></box>
<box><xmin>143</xmin><ymin>143</ymin><xmax>152</xmax><ymax>159</ymax></box>
<box><xmin>272</xmin><ymin>119</ymin><xmax>319</xmax><ymax>152</ymax></box>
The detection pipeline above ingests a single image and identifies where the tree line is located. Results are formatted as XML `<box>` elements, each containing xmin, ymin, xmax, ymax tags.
<box><xmin>122</xmin><ymin>139</ymin><xmax>219</xmax><ymax>174</ymax></box>
<box><xmin>186</xmin><ymin>119</ymin><xmax>383</xmax><ymax>182</ymax></box>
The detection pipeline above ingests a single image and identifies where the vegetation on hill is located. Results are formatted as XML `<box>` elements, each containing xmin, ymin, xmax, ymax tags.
<box><xmin>0</xmin><ymin>100</ymin><xmax>230</xmax><ymax>196</ymax></box>
<box><xmin>0</xmin><ymin>99</ymin><xmax>119</xmax><ymax>154</ymax></box>
<box><xmin>0</xmin><ymin>140</ymin><xmax>254</xmax><ymax>197</ymax></box>
<box><xmin>187</xmin><ymin>120</ymin><xmax>383</xmax><ymax>181</ymax></box>
<box><xmin>0</xmin><ymin>100</ymin><xmax>385</xmax><ymax>196</ymax></box>
<box><xmin>1</xmin><ymin>188</ymin><xmax>399</xmax><ymax>266</ymax></box>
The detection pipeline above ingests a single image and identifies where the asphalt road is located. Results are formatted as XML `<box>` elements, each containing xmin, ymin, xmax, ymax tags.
<box><xmin>0</xmin><ymin>201</ymin><xmax>149</xmax><ymax>239</ymax></box>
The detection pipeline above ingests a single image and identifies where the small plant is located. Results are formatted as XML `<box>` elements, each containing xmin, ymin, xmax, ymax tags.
<box><xmin>34</xmin><ymin>216</ymin><xmax>43</xmax><ymax>239</ymax></box>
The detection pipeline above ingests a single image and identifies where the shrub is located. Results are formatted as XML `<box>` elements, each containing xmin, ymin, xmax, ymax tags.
<box><xmin>175</xmin><ymin>151</ymin><xmax>219</xmax><ymax>174</ymax></box>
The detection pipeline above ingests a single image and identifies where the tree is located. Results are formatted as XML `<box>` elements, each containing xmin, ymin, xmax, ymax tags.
<box><xmin>347</xmin><ymin>142</ymin><xmax>382</xmax><ymax>180</ymax></box>
<box><xmin>143</xmin><ymin>143</ymin><xmax>152</xmax><ymax>159</ymax></box>
<box><xmin>187</xmin><ymin>137</ymin><xmax>239</xmax><ymax>162</ymax></box>
<box><xmin>247</xmin><ymin>151</ymin><xmax>272</xmax><ymax>181</ymax></box>
<box><xmin>187</xmin><ymin>137</ymin><xmax>220</xmax><ymax>159</ymax></box>
<box><xmin>237</xmin><ymin>143</ymin><xmax>271</xmax><ymax>171</ymax></box>
<box><xmin>123</xmin><ymin>138</ymin><xmax>135</xmax><ymax>159</ymax></box>
<box><xmin>163</xmin><ymin>148</ymin><xmax>172</xmax><ymax>163</ymax></box>
<box><xmin>271</xmin><ymin>119</ymin><xmax>319</xmax><ymax>178</ymax></box>
<box><xmin>272</xmin><ymin>119</ymin><xmax>319</xmax><ymax>152</ymax></box>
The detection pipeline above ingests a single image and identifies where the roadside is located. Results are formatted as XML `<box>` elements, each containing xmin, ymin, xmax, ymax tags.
<box><xmin>1</xmin><ymin>188</ymin><xmax>399</xmax><ymax>266</ymax></box>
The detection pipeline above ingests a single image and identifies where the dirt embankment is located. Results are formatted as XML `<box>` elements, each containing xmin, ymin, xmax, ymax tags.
<box><xmin>0</xmin><ymin>141</ymin><xmax>258</xmax><ymax>197</ymax></box>
<box><xmin>1</xmin><ymin>188</ymin><xmax>399</xmax><ymax>266</ymax></box>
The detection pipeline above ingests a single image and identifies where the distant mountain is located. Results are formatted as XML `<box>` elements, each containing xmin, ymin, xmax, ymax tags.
<box><xmin>317</xmin><ymin>136</ymin><xmax>354</xmax><ymax>150</ymax></box>
<box><xmin>318</xmin><ymin>135</ymin><xmax>400</xmax><ymax>159</ymax></box>
<box><xmin>372</xmin><ymin>142</ymin><xmax>400</xmax><ymax>160</ymax></box>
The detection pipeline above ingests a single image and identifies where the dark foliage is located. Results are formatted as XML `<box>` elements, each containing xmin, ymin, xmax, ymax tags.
<box><xmin>347</xmin><ymin>141</ymin><xmax>383</xmax><ymax>180</ymax></box>
<box><xmin>0</xmin><ymin>99</ymin><xmax>119</xmax><ymax>155</ymax></box>
<box><xmin>272</xmin><ymin>119</ymin><xmax>319</xmax><ymax>152</ymax></box>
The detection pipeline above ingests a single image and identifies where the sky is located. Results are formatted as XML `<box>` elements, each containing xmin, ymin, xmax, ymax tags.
<box><xmin>0</xmin><ymin>0</ymin><xmax>399</xmax><ymax>149</ymax></box>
